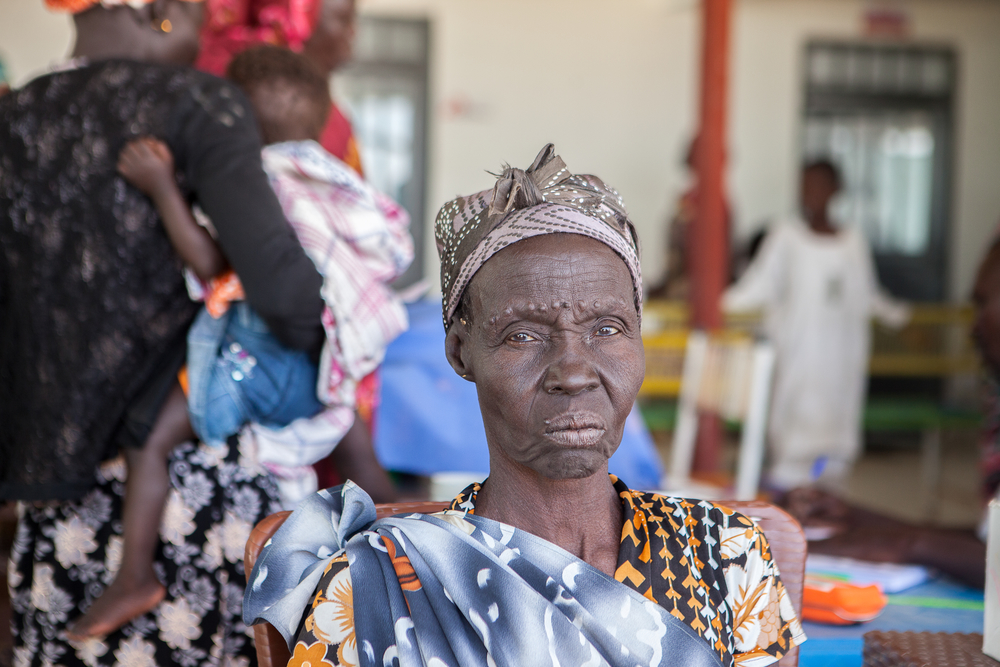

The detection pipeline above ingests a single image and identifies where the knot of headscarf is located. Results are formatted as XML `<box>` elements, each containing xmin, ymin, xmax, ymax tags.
<box><xmin>435</xmin><ymin>143</ymin><xmax>642</xmax><ymax>328</ymax></box>
<box><xmin>487</xmin><ymin>143</ymin><xmax>558</xmax><ymax>218</ymax></box>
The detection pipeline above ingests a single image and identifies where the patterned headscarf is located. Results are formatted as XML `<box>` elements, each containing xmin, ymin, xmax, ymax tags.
<box><xmin>435</xmin><ymin>143</ymin><xmax>642</xmax><ymax>328</ymax></box>
<box><xmin>46</xmin><ymin>0</ymin><xmax>201</xmax><ymax>13</ymax></box>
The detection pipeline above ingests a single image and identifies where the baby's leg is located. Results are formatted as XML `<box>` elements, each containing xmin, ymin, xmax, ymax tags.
<box><xmin>330</xmin><ymin>412</ymin><xmax>398</xmax><ymax>503</ymax></box>
<box><xmin>67</xmin><ymin>383</ymin><xmax>192</xmax><ymax>640</ymax></box>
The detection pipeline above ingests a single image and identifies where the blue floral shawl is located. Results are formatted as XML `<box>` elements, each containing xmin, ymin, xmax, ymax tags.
<box><xmin>245</xmin><ymin>482</ymin><xmax>724</xmax><ymax>667</ymax></box>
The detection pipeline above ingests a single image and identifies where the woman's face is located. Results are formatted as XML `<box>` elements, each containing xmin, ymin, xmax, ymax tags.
<box><xmin>302</xmin><ymin>0</ymin><xmax>356</xmax><ymax>75</ymax></box>
<box><xmin>446</xmin><ymin>234</ymin><xmax>645</xmax><ymax>481</ymax></box>
<box><xmin>800</xmin><ymin>166</ymin><xmax>838</xmax><ymax>223</ymax></box>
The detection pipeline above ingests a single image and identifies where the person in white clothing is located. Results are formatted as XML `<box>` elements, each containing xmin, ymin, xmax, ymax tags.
<box><xmin>724</xmin><ymin>160</ymin><xmax>909</xmax><ymax>490</ymax></box>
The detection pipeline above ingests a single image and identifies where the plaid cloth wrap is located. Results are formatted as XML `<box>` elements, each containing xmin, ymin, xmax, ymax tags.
<box><xmin>235</xmin><ymin>141</ymin><xmax>411</xmax><ymax>506</ymax></box>
<box><xmin>262</xmin><ymin>139</ymin><xmax>413</xmax><ymax>407</ymax></box>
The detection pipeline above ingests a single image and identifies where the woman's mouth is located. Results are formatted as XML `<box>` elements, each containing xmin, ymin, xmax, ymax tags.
<box><xmin>543</xmin><ymin>414</ymin><xmax>606</xmax><ymax>447</ymax></box>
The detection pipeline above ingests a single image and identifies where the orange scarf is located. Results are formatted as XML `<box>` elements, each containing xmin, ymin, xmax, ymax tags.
<box><xmin>46</xmin><ymin>0</ymin><xmax>201</xmax><ymax>14</ymax></box>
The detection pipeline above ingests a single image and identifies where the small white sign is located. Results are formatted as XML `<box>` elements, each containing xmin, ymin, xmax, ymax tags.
<box><xmin>985</xmin><ymin>499</ymin><xmax>1000</xmax><ymax>660</ymax></box>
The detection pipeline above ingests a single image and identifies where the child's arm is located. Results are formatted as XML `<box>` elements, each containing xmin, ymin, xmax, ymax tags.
<box><xmin>117</xmin><ymin>138</ymin><xmax>227</xmax><ymax>283</ymax></box>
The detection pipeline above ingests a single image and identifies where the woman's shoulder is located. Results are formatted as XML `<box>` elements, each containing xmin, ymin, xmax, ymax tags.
<box><xmin>628</xmin><ymin>488</ymin><xmax>756</xmax><ymax>522</ymax></box>
<box><xmin>2</xmin><ymin>60</ymin><xmax>247</xmax><ymax>134</ymax></box>
<box><xmin>622</xmin><ymin>486</ymin><xmax>764</xmax><ymax>548</ymax></box>
<box><xmin>70</xmin><ymin>60</ymin><xmax>252</xmax><ymax>126</ymax></box>
<box><xmin>25</xmin><ymin>59</ymin><xmax>224</xmax><ymax>94</ymax></box>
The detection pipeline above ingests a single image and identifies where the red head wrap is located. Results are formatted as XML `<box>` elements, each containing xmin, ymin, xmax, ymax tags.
<box><xmin>195</xmin><ymin>0</ymin><xmax>321</xmax><ymax>76</ymax></box>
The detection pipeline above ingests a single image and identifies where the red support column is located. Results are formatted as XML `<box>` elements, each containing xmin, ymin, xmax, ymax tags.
<box><xmin>690</xmin><ymin>0</ymin><xmax>732</xmax><ymax>472</ymax></box>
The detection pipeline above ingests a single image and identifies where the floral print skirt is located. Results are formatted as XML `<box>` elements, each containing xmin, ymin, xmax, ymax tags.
<box><xmin>8</xmin><ymin>439</ymin><xmax>281</xmax><ymax>667</ymax></box>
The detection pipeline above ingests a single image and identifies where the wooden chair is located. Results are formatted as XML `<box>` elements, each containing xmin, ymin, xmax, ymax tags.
<box><xmin>244</xmin><ymin>500</ymin><xmax>805</xmax><ymax>667</ymax></box>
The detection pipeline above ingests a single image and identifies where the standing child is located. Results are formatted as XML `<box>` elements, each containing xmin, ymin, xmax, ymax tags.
<box><xmin>723</xmin><ymin>160</ymin><xmax>909</xmax><ymax>491</ymax></box>
<box><xmin>67</xmin><ymin>45</ymin><xmax>412</xmax><ymax>639</ymax></box>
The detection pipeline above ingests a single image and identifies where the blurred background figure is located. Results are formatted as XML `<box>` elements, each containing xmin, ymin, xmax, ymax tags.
<box><xmin>648</xmin><ymin>138</ymin><xmax>699</xmax><ymax>301</ymax></box>
<box><xmin>648</xmin><ymin>136</ymin><xmax>732</xmax><ymax>301</ymax></box>
<box><xmin>972</xmin><ymin>237</ymin><xmax>1000</xmax><ymax>527</ymax></box>
<box><xmin>782</xmin><ymin>234</ymin><xmax>1000</xmax><ymax>589</ymax></box>
<box><xmin>724</xmin><ymin>159</ymin><xmax>910</xmax><ymax>491</ymax></box>
<box><xmin>197</xmin><ymin>0</ymin><xmax>363</xmax><ymax>174</ymax></box>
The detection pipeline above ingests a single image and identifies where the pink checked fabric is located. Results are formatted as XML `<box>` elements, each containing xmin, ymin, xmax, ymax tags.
<box><xmin>261</xmin><ymin>140</ymin><xmax>413</xmax><ymax>407</ymax></box>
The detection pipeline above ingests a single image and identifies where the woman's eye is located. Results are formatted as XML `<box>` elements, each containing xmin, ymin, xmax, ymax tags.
<box><xmin>508</xmin><ymin>332</ymin><xmax>537</xmax><ymax>343</ymax></box>
<box><xmin>596</xmin><ymin>325</ymin><xmax>621</xmax><ymax>337</ymax></box>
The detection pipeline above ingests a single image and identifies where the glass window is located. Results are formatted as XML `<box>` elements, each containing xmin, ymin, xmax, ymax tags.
<box><xmin>804</xmin><ymin>113</ymin><xmax>935</xmax><ymax>256</ymax></box>
<box><xmin>803</xmin><ymin>41</ymin><xmax>955</xmax><ymax>300</ymax></box>
<box><xmin>333</xmin><ymin>17</ymin><xmax>430</xmax><ymax>288</ymax></box>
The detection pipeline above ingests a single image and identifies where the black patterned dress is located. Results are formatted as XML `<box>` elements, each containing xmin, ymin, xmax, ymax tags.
<box><xmin>0</xmin><ymin>59</ymin><xmax>325</xmax><ymax>665</ymax></box>
<box><xmin>10</xmin><ymin>441</ymin><xmax>282</xmax><ymax>667</ymax></box>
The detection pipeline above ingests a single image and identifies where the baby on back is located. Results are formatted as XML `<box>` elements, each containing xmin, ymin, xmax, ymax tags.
<box><xmin>228</xmin><ymin>48</ymin><xmax>413</xmax><ymax>415</ymax></box>
<box><xmin>68</xmin><ymin>45</ymin><xmax>412</xmax><ymax>640</ymax></box>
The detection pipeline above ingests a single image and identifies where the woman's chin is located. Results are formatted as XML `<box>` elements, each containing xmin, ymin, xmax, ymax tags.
<box><xmin>535</xmin><ymin>450</ymin><xmax>612</xmax><ymax>481</ymax></box>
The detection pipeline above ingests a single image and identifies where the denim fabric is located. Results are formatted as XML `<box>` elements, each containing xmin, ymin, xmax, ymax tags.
<box><xmin>187</xmin><ymin>302</ymin><xmax>323</xmax><ymax>446</ymax></box>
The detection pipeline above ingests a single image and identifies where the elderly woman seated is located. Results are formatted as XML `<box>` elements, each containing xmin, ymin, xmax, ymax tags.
<box><xmin>245</xmin><ymin>145</ymin><xmax>806</xmax><ymax>667</ymax></box>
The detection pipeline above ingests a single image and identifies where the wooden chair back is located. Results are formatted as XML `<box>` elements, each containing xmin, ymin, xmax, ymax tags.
<box><xmin>244</xmin><ymin>500</ymin><xmax>804</xmax><ymax>667</ymax></box>
<box><xmin>669</xmin><ymin>331</ymin><xmax>776</xmax><ymax>501</ymax></box>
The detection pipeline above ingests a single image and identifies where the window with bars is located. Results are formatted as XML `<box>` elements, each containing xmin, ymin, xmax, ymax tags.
<box><xmin>802</xmin><ymin>41</ymin><xmax>955</xmax><ymax>300</ymax></box>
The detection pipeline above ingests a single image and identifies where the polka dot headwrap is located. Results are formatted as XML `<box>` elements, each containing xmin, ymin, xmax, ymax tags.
<box><xmin>435</xmin><ymin>143</ymin><xmax>642</xmax><ymax>329</ymax></box>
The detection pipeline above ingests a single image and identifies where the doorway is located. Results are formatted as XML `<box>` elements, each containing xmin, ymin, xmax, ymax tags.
<box><xmin>802</xmin><ymin>41</ymin><xmax>955</xmax><ymax>301</ymax></box>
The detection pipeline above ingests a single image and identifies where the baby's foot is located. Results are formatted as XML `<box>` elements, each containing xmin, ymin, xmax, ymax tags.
<box><xmin>66</xmin><ymin>576</ymin><xmax>166</xmax><ymax>640</ymax></box>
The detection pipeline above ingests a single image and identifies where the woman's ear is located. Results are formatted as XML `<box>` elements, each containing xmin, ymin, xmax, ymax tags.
<box><xmin>445</xmin><ymin>323</ymin><xmax>474</xmax><ymax>382</ymax></box>
<box><xmin>145</xmin><ymin>0</ymin><xmax>203</xmax><ymax>66</ymax></box>
<box><xmin>146</xmin><ymin>0</ymin><xmax>169</xmax><ymax>27</ymax></box>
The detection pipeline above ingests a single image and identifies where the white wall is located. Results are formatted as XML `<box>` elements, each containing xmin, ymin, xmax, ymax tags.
<box><xmin>0</xmin><ymin>0</ymin><xmax>72</xmax><ymax>85</ymax></box>
<box><xmin>362</xmin><ymin>0</ymin><xmax>1000</xmax><ymax>299</ymax></box>
<box><xmin>356</xmin><ymin>0</ymin><xmax>700</xmax><ymax>292</ymax></box>
<box><xmin>3</xmin><ymin>0</ymin><xmax>998</xmax><ymax>299</ymax></box>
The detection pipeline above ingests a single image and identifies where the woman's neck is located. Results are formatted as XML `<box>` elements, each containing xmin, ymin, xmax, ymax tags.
<box><xmin>474</xmin><ymin>466</ymin><xmax>624</xmax><ymax>577</ymax></box>
<box><xmin>71</xmin><ymin>10</ymin><xmax>149</xmax><ymax>62</ymax></box>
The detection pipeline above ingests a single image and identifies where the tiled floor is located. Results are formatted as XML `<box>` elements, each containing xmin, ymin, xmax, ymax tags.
<box><xmin>843</xmin><ymin>428</ymin><xmax>982</xmax><ymax>528</ymax></box>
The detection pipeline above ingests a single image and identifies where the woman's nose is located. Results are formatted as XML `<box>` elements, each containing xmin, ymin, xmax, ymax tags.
<box><xmin>542</xmin><ymin>344</ymin><xmax>600</xmax><ymax>395</ymax></box>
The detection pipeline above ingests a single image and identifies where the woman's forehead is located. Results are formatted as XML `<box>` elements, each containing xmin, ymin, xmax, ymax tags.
<box><xmin>471</xmin><ymin>236</ymin><xmax>634</xmax><ymax>308</ymax></box>
<box><xmin>487</xmin><ymin>234</ymin><xmax>625</xmax><ymax>275</ymax></box>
